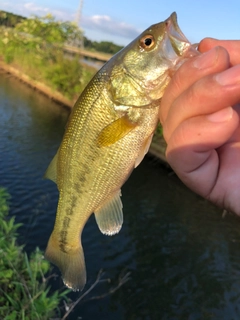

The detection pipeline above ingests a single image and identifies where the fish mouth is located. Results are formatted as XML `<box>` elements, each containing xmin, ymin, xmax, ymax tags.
<box><xmin>162</xmin><ymin>12</ymin><xmax>199</xmax><ymax>64</ymax></box>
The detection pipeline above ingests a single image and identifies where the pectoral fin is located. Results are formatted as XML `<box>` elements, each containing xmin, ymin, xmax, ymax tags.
<box><xmin>94</xmin><ymin>190</ymin><xmax>123</xmax><ymax>235</ymax></box>
<box><xmin>135</xmin><ymin>134</ymin><xmax>153</xmax><ymax>168</ymax></box>
<box><xmin>97</xmin><ymin>116</ymin><xmax>137</xmax><ymax>147</ymax></box>
<box><xmin>44</xmin><ymin>151</ymin><xmax>58</xmax><ymax>183</ymax></box>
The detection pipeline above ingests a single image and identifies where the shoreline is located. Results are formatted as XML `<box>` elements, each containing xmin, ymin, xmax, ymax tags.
<box><xmin>0</xmin><ymin>61</ymin><xmax>74</xmax><ymax>109</ymax></box>
<box><xmin>0</xmin><ymin>60</ymin><xmax>167</xmax><ymax>165</ymax></box>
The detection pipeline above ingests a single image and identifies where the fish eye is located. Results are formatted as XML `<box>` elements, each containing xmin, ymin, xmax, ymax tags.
<box><xmin>139</xmin><ymin>35</ymin><xmax>155</xmax><ymax>50</ymax></box>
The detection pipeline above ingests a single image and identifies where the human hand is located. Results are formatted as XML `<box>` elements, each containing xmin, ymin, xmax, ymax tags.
<box><xmin>160</xmin><ymin>38</ymin><xmax>240</xmax><ymax>215</ymax></box>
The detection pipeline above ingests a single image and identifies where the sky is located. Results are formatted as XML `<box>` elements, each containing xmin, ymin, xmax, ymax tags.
<box><xmin>1</xmin><ymin>0</ymin><xmax>240</xmax><ymax>46</ymax></box>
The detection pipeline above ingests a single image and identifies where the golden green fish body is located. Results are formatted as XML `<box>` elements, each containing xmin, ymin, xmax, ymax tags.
<box><xmin>45</xmin><ymin>12</ymin><xmax>198</xmax><ymax>291</ymax></box>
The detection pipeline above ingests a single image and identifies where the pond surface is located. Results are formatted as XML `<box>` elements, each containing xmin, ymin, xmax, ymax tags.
<box><xmin>1</xmin><ymin>72</ymin><xmax>240</xmax><ymax>320</ymax></box>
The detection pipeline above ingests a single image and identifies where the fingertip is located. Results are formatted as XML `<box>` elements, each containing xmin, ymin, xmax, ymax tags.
<box><xmin>198</xmin><ymin>37</ymin><xmax>219</xmax><ymax>52</ymax></box>
<box><xmin>193</xmin><ymin>46</ymin><xmax>229</xmax><ymax>70</ymax></box>
<box><xmin>206</xmin><ymin>106</ymin><xmax>233</xmax><ymax>123</ymax></box>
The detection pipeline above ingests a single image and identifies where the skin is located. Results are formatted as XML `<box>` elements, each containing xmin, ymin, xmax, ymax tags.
<box><xmin>159</xmin><ymin>38</ymin><xmax>240</xmax><ymax>215</ymax></box>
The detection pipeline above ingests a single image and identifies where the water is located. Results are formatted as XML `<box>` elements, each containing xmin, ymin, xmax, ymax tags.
<box><xmin>1</xmin><ymin>72</ymin><xmax>240</xmax><ymax>319</ymax></box>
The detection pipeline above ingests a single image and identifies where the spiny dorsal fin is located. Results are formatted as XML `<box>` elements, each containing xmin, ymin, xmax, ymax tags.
<box><xmin>44</xmin><ymin>151</ymin><xmax>58</xmax><ymax>184</ymax></box>
<box><xmin>94</xmin><ymin>190</ymin><xmax>123</xmax><ymax>235</ymax></box>
<box><xmin>97</xmin><ymin>115</ymin><xmax>136</xmax><ymax>147</ymax></box>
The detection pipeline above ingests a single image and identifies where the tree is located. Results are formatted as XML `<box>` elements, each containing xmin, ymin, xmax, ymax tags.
<box><xmin>15</xmin><ymin>14</ymin><xmax>83</xmax><ymax>46</ymax></box>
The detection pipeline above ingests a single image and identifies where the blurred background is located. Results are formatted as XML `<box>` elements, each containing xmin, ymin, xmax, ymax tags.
<box><xmin>1</xmin><ymin>0</ymin><xmax>240</xmax><ymax>45</ymax></box>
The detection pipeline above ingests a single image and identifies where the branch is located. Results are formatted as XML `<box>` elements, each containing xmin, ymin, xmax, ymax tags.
<box><xmin>61</xmin><ymin>269</ymin><xmax>130</xmax><ymax>320</ymax></box>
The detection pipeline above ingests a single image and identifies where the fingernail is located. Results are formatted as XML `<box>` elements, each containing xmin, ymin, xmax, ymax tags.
<box><xmin>193</xmin><ymin>47</ymin><xmax>219</xmax><ymax>70</ymax></box>
<box><xmin>207</xmin><ymin>107</ymin><xmax>233</xmax><ymax>123</ymax></box>
<box><xmin>215</xmin><ymin>66</ymin><xmax>240</xmax><ymax>86</ymax></box>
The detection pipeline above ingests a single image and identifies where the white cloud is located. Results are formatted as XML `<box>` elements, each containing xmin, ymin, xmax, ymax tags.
<box><xmin>1</xmin><ymin>2</ymin><xmax>140</xmax><ymax>42</ymax></box>
<box><xmin>82</xmin><ymin>15</ymin><xmax>140</xmax><ymax>39</ymax></box>
<box><xmin>24</xmin><ymin>2</ymin><xmax>47</xmax><ymax>12</ymax></box>
<box><xmin>22</xmin><ymin>2</ymin><xmax>72</xmax><ymax>20</ymax></box>
<box><xmin>1</xmin><ymin>1</ymin><xmax>73</xmax><ymax>21</ymax></box>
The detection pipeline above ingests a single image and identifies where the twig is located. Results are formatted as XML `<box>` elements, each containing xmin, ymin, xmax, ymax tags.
<box><xmin>61</xmin><ymin>270</ymin><xmax>130</xmax><ymax>320</ymax></box>
<box><xmin>61</xmin><ymin>269</ymin><xmax>104</xmax><ymax>320</ymax></box>
<box><xmin>86</xmin><ymin>271</ymin><xmax>131</xmax><ymax>301</ymax></box>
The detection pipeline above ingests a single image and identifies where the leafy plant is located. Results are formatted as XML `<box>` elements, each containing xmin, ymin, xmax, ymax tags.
<box><xmin>44</xmin><ymin>54</ymin><xmax>83</xmax><ymax>99</ymax></box>
<box><xmin>0</xmin><ymin>187</ymin><xmax>131</xmax><ymax>320</ymax></box>
<box><xmin>17</xmin><ymin>14</ymin><xmax>82</xmax><ymax>45</ymax></box>
<box><xmin>0</xmin><ymin>188</ymin><xmax>69</xmax><ymax>320</ymax></box>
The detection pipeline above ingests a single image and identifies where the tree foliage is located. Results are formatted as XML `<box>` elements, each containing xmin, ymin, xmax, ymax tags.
<box><xmin>15</xmin><ymin>14</ymin><xmax>83</xmax><ymax>46</ymax></box>
<box><xmin>0</xmin><ymin>10</ymin><xmax>25</xmax><ymax>28</ymax></box>
<box><xmin>0</xmin><ymin>11</ymin><xmax>124</xmax><ymax>101</ymax></box>
<box><xmin>84</xmin><ymin>37</ymin><xmax>123</xmax><ymax>54</ymax></box>
<box><xmin>0</xmin><ymin>14</ymin><xmax>94</xmax><ymax>100</ymax></box>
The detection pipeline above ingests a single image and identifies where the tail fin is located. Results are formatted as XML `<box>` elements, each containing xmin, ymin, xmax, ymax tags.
<box><xmin>45</xmin><ymin>234</ymin><xmax>86</xmax><ymax>291</ymax></box>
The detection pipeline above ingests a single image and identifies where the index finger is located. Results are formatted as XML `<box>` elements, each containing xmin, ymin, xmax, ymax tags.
<box><xmin>159</xmin><ymin>46</ymin><xmax>230</xmax><ymax>124</ymax></box>
<box><xmin>199</xmin><ymin>38</ymin><xmax>240</xmax><ymax>66</ymax></box>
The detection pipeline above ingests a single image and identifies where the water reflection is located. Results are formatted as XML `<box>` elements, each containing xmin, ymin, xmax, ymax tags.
<box><xmin>0</xmin><ymin>74</ymin><xmax>69</xmax><ymax>248</ymax></box>
<box><xmin>1</xmin><ymin>72</ymin><xmax>240</xmax><ymax>319</ymax></box>
<box><xmin>116</xmin><ymin>161</ymin><xmax>240</xmax><ymax>319</ymax></box>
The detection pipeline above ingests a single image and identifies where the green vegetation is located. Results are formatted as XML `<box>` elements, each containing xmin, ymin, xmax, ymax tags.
<box><xmin>0</xmin><ymin>10</ymin><xmax>26</xmax><ymax>28</ymax></box>
<box><xmin>84</xmin><ymin>38</ymin><xmax>123</xmax><ymax>54</ymax></box>
<box><xmin>0</xmin><ymin>11</ymin><xmax>163</xmax><ymax>138</ymax></box>
<box><xmin>0</xmin><ymin>14</ymin><xmax>95</xmax><ymax>100</ymax></box>
<box><xmin>0</xmin><ymin>10</ymin><xmax>123</xmax><ymax>55</ymax></box>
<box><xmin>0</xmin><ymin>188</ymin><xmax>69</xmax><ymax>319</ymax></box>
<box><xmin>0</xmin><ymin>188</ymin><xmax>131</xmax><ymax>319</ymax></box>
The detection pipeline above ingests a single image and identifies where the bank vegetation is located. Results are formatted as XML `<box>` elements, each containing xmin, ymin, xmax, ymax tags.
<box><xmin>0</xmin><ymin>188</ymin><xmax>71</xmax><ymax>319</ymax></box>
<box><xmin>0</xmin><ymin>13</ymin><xmax>96</xmax><ymax>102</ymax></box>
<box><xmin>0</xmin><ymin>11</ymin><xmax>166</xmax><ymax>160</ymax></box>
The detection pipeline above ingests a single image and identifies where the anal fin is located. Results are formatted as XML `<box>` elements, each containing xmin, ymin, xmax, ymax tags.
<box><xmin>94</xmin><ymin>190</ymin><xmax>123</xmax><ymax>235</ymax></box>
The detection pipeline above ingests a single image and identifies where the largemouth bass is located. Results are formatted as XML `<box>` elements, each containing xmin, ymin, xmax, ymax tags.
<box><xmin>44</xmin><ymin>12</ymin><xmax>198</xmax><ymax>291</ymax></box>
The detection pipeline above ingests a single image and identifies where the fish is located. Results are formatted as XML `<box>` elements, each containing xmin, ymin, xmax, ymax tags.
<box><xmin>44</xmin><ymin>12</ymin><xmax>198</xmax><ymax>291</ymax></box>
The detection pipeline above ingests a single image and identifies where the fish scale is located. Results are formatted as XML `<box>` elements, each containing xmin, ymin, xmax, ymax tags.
<box><xmin>44</xmin><ymin>12</ymin><xmax>199</xmax><ymax>291</ymax></box>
